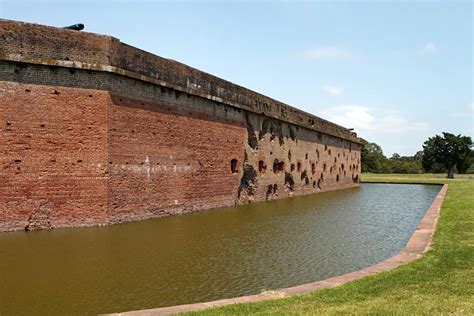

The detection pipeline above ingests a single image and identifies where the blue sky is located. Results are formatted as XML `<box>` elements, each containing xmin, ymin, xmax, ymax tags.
<box><xmin>1</xmin><ymin>0</ymin><xmax>472</xmax><ymax>156</ymax></box>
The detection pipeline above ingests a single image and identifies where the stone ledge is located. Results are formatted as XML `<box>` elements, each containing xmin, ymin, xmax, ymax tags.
<box><xmin>105</xmin><ymin>183</ymin><xmax>448</xmax><ymax>316</ymax></box>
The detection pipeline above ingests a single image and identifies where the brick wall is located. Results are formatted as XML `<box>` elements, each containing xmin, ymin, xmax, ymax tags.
<box><xmin>237</xmin><ymin>112</ymin><xmax>360</xmax><ymax>203</ymax></box>
<box><xmin>0</xmin><ymin>75</ymin><xmax>360</xmax><ymax>231</ymax></box>
<box><xmin>107</xmin><ymin>95</ymin><xmax>246</xmax><ymax>223</ymax></box>
<box><xmin>0</xmin><ymin>19</ymin><xmax>361</xmax><ymax>231</ymax></box>
<box><xmin>104</xmin><ymin>94</ymin><xmax>360</xmax><ymax>225</ymax></box>
<box><xmin>0</xmin><ymin>81</ymin><xmax>109</xmax><ymax>231</ymax></box>
<box><xmin>0</xmin><ymin>19</ymin><xmax>112</xmax><ymax>64</ymax></box>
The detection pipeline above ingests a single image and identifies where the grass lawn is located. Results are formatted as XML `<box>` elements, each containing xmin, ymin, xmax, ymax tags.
<box><xmin>187</xmin><ymin>174</ymin><xmax>474</xmax><ymax>315</ymax></box>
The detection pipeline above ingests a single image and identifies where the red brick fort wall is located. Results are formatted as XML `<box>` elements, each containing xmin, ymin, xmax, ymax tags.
<box><xmin>0</xmin><ymin>19</ymin><xmax>361</xmax><ymax>232</ymax></box>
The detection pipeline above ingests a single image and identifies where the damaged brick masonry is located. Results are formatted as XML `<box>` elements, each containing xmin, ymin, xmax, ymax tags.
<box><xmin>0</xmin><ymin>19</ymin><xmax>361</xmax><ymax>232</ymax></box>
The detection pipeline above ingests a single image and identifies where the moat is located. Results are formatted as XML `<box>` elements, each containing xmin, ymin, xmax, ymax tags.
<box><xmin>0</xmin><ymin>183</ymin><xmax>441</xmax><ymax>315</ymax></box>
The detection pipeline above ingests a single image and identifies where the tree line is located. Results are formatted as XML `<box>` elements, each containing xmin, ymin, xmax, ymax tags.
<box><xmin>360</xmin><ymin>132</ymin><xmax>473</xmax><ymax>178</ymax></box>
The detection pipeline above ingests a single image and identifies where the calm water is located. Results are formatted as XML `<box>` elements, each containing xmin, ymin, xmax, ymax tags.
<box><xmin>0</xmin><ymin>183</ymin><xmax>440</xmax><ymax>315</ymax></box>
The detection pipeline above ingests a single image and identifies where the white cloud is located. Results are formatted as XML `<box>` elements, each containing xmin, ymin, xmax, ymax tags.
<box><xmin>421</xmin><ymin>42</ymin><xmax>436</xmax><ymax>54</ymax></box>
<box><xmin>318</xmin><ymin>105</ymin><xmax>429</xmax><ymax>134</ymax></box>
<box><xmin>322</xmin><ymin>85</ymin><xmax>344</xmax><ymax>96</ymax></box>
<box><xmin>318</xmin><ymin>104</ymin><xmax>431</xmax><ymax>155</ymax></box>
<box><xmin>299</xmin><ymin>46</ymin><xmax>352</xmax><ymax>61</ymax></box>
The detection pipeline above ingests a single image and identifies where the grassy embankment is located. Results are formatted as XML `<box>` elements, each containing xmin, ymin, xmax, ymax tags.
<box><xmin>189</xmin><ymin>174</ymin><xmax>474</xmax><ymax>315</ymax></box>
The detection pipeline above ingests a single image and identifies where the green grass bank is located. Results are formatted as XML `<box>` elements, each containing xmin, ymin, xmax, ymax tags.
<box><xmin>188</xmin><ymin>174</ymin><xmax>473</xmax><ymax>315</ymax></box>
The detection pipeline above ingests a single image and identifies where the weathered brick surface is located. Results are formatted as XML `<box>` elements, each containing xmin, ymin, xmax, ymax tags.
<box><xmin>0</xmin><ymin>77</ymin><xmax>360</xmax><ymax>231</ymax></box>
<box><xmin>0</xmin><ymin>19</ymin><xmax>112</xmax><ymax>64</ymax></box>
<box><xmin>104</xmin><ymin>95</ymin><xmax>360</xmax><ymax>224</ymax></box>
<box><xmin>0</xmin><ymin>81</ymin><xmax>109</xmax><ymax>231</ymax></box>
<box><xmin>107</xmin><ymin>95</ymin><xmax>246</xmax><ymax>223</ymax></box>
<box><xmin>236</xmin><ymin>112</ymin><xmax>360</xmax><ymax>204</ymax></box>
<box><xmin>0</xmin><ymin>19</ymin><xmax>361</xmax><ymax>231</ymax></box>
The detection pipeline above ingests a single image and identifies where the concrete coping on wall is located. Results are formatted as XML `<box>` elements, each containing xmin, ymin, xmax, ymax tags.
<box><xmin>106</xmin><ymin>183</ymin><xmax>448</xmax><ymax>316</ymax></box>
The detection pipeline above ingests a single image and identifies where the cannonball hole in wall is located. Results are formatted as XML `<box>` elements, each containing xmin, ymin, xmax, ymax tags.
<box><xmin>258</xmin><ymin>160</ymin><xmax>267</xmax><ymax>173</ymax></box>
<box><xmin>297</xmin><ymin>161</ymin><xmax>302</xmax><ymax>172</ymax></box>
<box><xmin>336</xmin><ymin>174</ymin><xmax>340</xmax><ymax>182</ymax></box>
<box><xmin>353</xmin><ymin>174</ymin><xmax>359</xmax><ymax>183</ymax></box>
<box><xmin>273</xmin><ymin>159</ymin><xmax>285</xmax><ymax>173</ymax></box>
<box><xmin>230</xmin><ymin>159</ymin><xmax>238</xmax><ymax>174</ymax></box>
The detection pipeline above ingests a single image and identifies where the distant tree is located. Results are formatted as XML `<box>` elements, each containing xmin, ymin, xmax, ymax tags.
<box><xmin>388</xmin><ymin>152</ymin><xmax>422</xmax><ymax>174</ymax></box>
<box><xmin>456</xmin><ymin>158</ymin><xmax>472</xmax><ymax>174</ymax></box>
<box><xmin>359</xmin><ymin>139</ymin><xmax>424</xmax><ymax>174</ymax></box>
<box><xmin>414</xmin><ymin>151</ymin><xmax>424</xmax><ymax>161</ymax></box>
<box><xmin>422</xmin><ymin>132</ymin><xmax>473</xmax><ymax>178</ymax></box>
<box><xmin>466</xmin><ymin>150</ymin><xmax>474</xmax><ymax>174</ymax></box>
<box><xmin>359</xmin><ymin>138</ymin><xmax>387</xmax><ymax>173</ymax></box>
<box><xmin>456</xmin><ymin>147</ymin><xmax>474</xmax><ymax>173</ymax></box>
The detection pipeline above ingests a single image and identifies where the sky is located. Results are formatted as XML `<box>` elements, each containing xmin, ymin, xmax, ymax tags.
<box><xmin>1</xmin><ymin>0</ymin><xmax>472</xmax><ymax>156</ymax></box>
